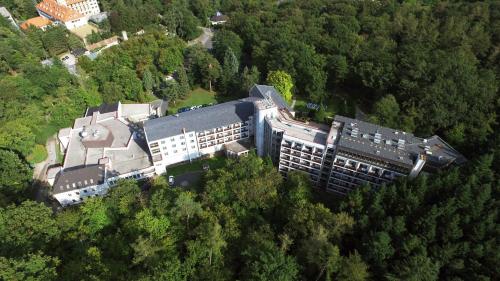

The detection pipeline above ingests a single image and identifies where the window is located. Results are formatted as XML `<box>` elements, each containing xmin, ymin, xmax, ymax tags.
<box><xmin>164</xmin><ymin>152</ymin><xmax>168</xmax><ymax>156</ymax></box>
<box><xmin>75</xmin><ymin>192</ymin><xmax>80</xmax><ymax>195</ymax></box>
<box><xmin>191</xmin><ymin>139</ymin><xmax>195</xmax><ymax>143</ymax></box>
<box><xmin>162</xmin><ymin>146</ymin><xmax>167</xmax><ymax>150</ymax></box>
<box><xmin>161</xmin><ymin>140</ymin><xmax>165</xmax><ymax>144</ymax></box>
<box><xmin>173</xmin><ymin>150</ymin><xmax>178</xmax><ymax>153</ymax></box>
<box><xmin>189</xmin><ymin>133</ymin><xmax>194</xmax><ymax>137</ymax></box>
<box><xmin>182</xmin><ymin>148</ymin><xmax>187</xmax><ymax>151</ymax></box>
<box><xmin>152</xmin><ymin>149</ymin><xmax>160</xmax><ymax>154</ymax></box>
<box><xmin>191</xmin><ymin>145</ymin><xmax>195</xmax><ymax>149</ymax></box>
<box><xmin>180</xmin><ymin>135</ymin><xmax>185</xmax><ymax>139</ymax></box>
<box><xmin>150</xmin><ymin>142</ymin><xmax>159</xmax><ymax>148</ymax></box>
<box><xmin>172</xmin><ymin>144</ymin><xmax>176</xmax><ymax>148</ymax></box>
<box><xmin>181</xmin><ymin>142</ymin><xmax>185</xmax><ymax>145</ymax></box>
<box><xmin>170</xmin><ymin>137</ymin><xmax>175</xmax><ymax>141</ymax></box>
<box><xmin>83</xmin><ymin>189</ymin><xmax>88</xmax><ymax>193</ymax></box>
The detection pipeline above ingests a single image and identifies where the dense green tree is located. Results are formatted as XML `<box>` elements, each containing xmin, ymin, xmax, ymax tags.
<box><xmin>337</xmin><ymin>252</ymin><xmax>370</xmax><ymax>281</ymax></box>
<box><xmin>142</xmin><ymin>69</ymin><xmax>154</xmax><ymax>93</ymax></box>
<box><xmin>0</xmin><ymin>201</ymin><xmax>60</xmax><ymax>254</ymax></box>
<box><xmin>0</xmin><ymin>253</ymin><xmax>59</xmax><ymax>281</ymax></box>
<box><xmin>0</xmin><ymin>149</ymin><xmax>32</xmax><ymax>196</ymax></box>
<box><xmin>213</xmin><ymin>30</ymin><xmax>244</xmax><ymax>62</ymax></box>
<box><xmin>266</xmin><ymin>70</ymin><xmax>293</xmax><ymax>103</ymax></box>
<box><xmin>240</xmin><ymin>65</ymin><xmax>260</xmax><ymax>93</ymax></box>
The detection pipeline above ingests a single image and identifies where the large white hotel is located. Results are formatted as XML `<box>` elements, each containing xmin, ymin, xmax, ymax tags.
<box><xmin>50</xmin><ymin>85</ymin><xmax>465</xmax><ymax>206</ymax></box>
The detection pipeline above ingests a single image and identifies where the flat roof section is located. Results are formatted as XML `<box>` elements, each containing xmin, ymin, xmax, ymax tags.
<box><xmin>144</xmin><ymin>98</ymin><xmax>257</xmax><ymax>142</ymax></box>
<box><xmin>268</xmin><ymin>116</ymin><xmax>329</xmax><ymax>146</ymax></box>
<box><xmin>334</xmin><ymin>115</ymin><xmax>419</xmax><ymax>167</ymax></box>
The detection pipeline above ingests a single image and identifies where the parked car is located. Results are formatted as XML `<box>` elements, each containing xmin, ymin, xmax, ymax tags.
<box><xmin>168</xmin><ymin>175</ymin><xmax>175</xmax><ymax>185</ymax></box>
<box><xmin>203</xmin><ymin>163</ymin><xmax>210</xmax><ymax>171</ymax></box>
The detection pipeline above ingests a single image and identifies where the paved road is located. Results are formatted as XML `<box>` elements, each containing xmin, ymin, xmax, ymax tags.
<box><xmin>188</xmin><ymin>27</ymin><xmax>214</xmax><ymax>49</ymax></box>
<box><xmin>171</xmin><ymin>171</ymin><xmax>203</xmax><ymax>187</ymax></box>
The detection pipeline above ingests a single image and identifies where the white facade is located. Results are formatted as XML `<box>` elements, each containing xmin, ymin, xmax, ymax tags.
<box><xmin>57</xmin><ymin>0</ymin><xmax>100</xmax><ymax>17</ymax></box>
<box><xmin>148</xmin><ymin>120</ymin><xmax>252</xmax><ymax>174</ymax></box>
<box><xmin>62</xmin><ymin>16</ymin><xmax>88</xmax><ymax>29</ymax></box>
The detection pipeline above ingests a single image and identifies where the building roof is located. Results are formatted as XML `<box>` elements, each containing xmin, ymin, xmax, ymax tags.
<box><xmin>85</xmin><ymin>102</ymin><xmax>120</xmax><ymax>116</ymax></box>
<box><xmin>250</xmin><ymin>84</ymin><xmax>293</xmax><ymax>114</ymax></box>
<box><xmin>144</xmin><ymin>98</ymin><xmax>256</xmax><ymax>142</ymax></box>
<box><xmin>20</xmin><ymin>16</ymin><xmax>52</xmax><ymax>30</ymax></box>
<box><xmin>86</xmin><ymin>35</ymin><xmax>119</xmax><ymax>51</ymax></box>
<box><xmin>333</xmin><ymin>116</ymin><xmax>466</xmax><ymax>169</ymax></box>
<box><xmin>36</xmin><ymin>0</ymin><xmax>84</xmax><ymax>22</ymax></box>
<box><xmin>53</xmin><ymin>164</ymin><xmax>105</xmax><ymax>194</ymax></box>
<box><xmin>210</xmin><ymin>12</ymin><xmax>228</xmax><ymax>22</ymax></box>
<box><xmin>66</xmin><ymin>0</ymin><xmax>87</xmax><ymax>5</ymax></box>
<box><xmin>334</xmin><ymin>115</ymin><xmax>418</xmax><ymax>168</ymax></box>
<box><xmin>225</xmin><ymin>140</ymin><xmax>253</xmax><ymax>153</ymax></box>
<box><xmin>71</xmin><ymin>47</ymin><xmax>88</xmax><ymax>57</ymax></box>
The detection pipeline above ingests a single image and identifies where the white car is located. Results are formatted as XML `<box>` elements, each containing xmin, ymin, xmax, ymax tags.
<box><xmin>168</xmin><ymin>175</ymin><xmax>175</xmax><ymax>185</ymax></box>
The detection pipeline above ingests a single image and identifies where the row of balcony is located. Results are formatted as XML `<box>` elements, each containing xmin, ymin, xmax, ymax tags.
<box><xmin>281</xmin><ymin>141</ymin><xmax>324</xmax><ymax>157</ymax></box>
<box><xmin>198</xmin><ymin>123</ymin><xmax>249</xmax><ymax>137</ymax></box>
<box><xmin>280</xmin><ymin>156</ymin><xmax>322</xmax><ymax>170</ymax></box>
<box><xmin>281</xmin><ymin>149</ymin><xmax>322</xmax><ymax>164</ymax></box>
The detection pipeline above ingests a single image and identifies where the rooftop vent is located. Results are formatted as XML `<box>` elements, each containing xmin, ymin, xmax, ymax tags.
<box><xmin>397</xmin><ymin>139</ymin><xmax>405</xmax><ymax>150</ymax></box>
<box><xmin>351</xmin><ymin>127</ymin><xmax>359</xmax><ymax>138</ymax></box>
<box><xmin>374</xmin><ymin>132</ymin><xmax>382</xmax><ymax>144</ymax></box>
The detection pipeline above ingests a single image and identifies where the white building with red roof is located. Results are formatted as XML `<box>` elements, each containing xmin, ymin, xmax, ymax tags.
<box><xmin>36</xmin><ymin>0</ymin><xmax>88</xmax><ymax>30</ymax></box>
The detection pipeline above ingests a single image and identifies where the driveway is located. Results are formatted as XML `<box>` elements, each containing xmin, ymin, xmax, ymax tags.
<box><xmin>188</xmin><ymin>27</ymin><xmax>214</xmax><ymax>49</ymax></box>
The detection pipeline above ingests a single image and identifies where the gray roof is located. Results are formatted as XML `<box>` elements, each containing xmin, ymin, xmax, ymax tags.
<box><xmin>334</xmin><ymin>115</ymin><xmax>421</xmax><ymax>168</ymax></box>
<box><xmin>250</xmin><ymin>84</ymin><xmax>292</xmax><ymax>113</ymax></box>
<box><xmin>334</xmin><ymin>115</ymin><xmax>466</xmax><ymax>169</ymax></box>
<box><xmin>144</xmin><ymin>98</ymin><xmax>256</xmax><ymax>142</ymax></box>
<box><xmin>53</xmin><ymin>165</ymin><xmax>105</xmax><ymax>194</ymax></box>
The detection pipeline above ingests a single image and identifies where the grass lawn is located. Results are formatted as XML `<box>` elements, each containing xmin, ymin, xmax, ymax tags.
<box><xmin>166</xmin><ymin>156</ymin><xmax>227</xmax><ymax>177</ymax></box>
<box><xmin>293</xmin><ymin>89</ymin><xmax>356</xmax><ymax>123</ymax></box>
<box><xmin>168</xmin><ymin>88</ymin><xmax>217</xmax><ymax>114</ymax></box>
<box><xmin>55</xmin><ymin>143</ymin><xmax>64</xmax><ymax>164</ymax></box>
<box><xmin>26</xmin><ymin>144</ymin><xmax>48</xmax><ymax>164</ymax></box>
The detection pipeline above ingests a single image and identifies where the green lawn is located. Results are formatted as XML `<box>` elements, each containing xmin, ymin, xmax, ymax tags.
<box><xmin>293</xmin><ymin>90</ymin><xmax>356</xmax><ymax>123</ymax></box>
<box><xmin>168</xmin><ymin>88</ymin><xmax>217</xmax><ymax>114</ymax></box>
<box><xmin>55</xmin><ymin>143</ymin><xmax>64</xmax><ymax>164</ymax></box>
<box><xmin>166</xmin><ymin>156</ymin><xmax>227</xmax><ymax>177</ymax></box>
<box><xmin>26</xmin><ymin>144</ymin><xmax>48</xmax><ymax>164</ymax></box>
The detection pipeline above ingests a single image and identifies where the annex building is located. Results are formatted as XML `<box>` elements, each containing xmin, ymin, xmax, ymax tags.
<box><xmin>50</xmin><ymin>85</ymin><xmax>465</xmax><ymax>206</ymax></box>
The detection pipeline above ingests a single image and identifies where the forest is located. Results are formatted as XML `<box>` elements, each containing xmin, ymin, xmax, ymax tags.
<box><xmin>0</xmin><ymin>0</ymin><xmax>499</xmax><ymax>280</ymax></box>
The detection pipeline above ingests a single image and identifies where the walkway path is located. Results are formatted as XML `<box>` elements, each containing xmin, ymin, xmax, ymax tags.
<box><xmin>32</xmin><ymin>135</ymin><xmax>58</xmax><ymax>182</ymax></box>
<box><xmin>188</xmin><ymin>27</ymin><xmax>214</xmax><ymax>49</ymax></box>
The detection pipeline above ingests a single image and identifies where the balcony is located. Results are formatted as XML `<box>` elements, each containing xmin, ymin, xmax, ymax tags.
<box><xmin>242</xmin><ymin>133</ymin><xmax>249</xmax><ymax>138</ymax></box>
<box><xmin>217</xmin><ymin>134</ymin><xmax>223</xmax><ymax>138</ymax></box>
<box><xmin>198</xmin><ymin>132</ymin><xmax>206</xmax><ymax>137</ymax></box>
<box><xmin>292</xmin><ymin>151</ymin><xmax>301</xmax><ymax>157</ymax></box>
<box><xmin>312</xmin><ymin>157</ymin><xmax>322</xmax><ymax>164</ymax></box>
<box><xmin>282</xmin><ymin>142</ymin><xmax>291</xmax><ymax>148</ymax></box>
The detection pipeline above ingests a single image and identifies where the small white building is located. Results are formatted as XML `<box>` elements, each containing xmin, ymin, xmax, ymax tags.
<box><xmin>210</xmin><ymin>11</ymin><xmax>228</xmax><ymax>25</ymax></box>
